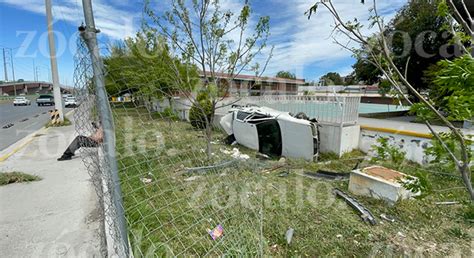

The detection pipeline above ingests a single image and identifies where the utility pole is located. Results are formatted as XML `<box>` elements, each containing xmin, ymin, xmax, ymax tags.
<box><xmin>45</xmin><ymin>0</ymin><xmax>64</xmax><ymax>122</ymax></box>
<box><xmin>81</xmin><ymin>0</ymin><xmax>129</xmax><ymax>256</ymax></box>
<box><xmin>35</xmin><ymin>67</ymin><xmax>40</xmax><ymax>82</ymax></box>
<box><xmin>9</xmin><ymin>49</ymin><xmax>16</xmax><ymax>95</ymax></box>
<box><xmin>2</xmin><ymin>48</ymin><xmax>8</xmax><ymax>82</ymax></box>
<box><xmin>9</xmin><ymin>49</ymin><xmax>15</xmax><ymax>82</ymax></box>
<box><xmin>32</xmin><ymin>59</ymin><xmax>36</xmax><ymax>81</ymax></box>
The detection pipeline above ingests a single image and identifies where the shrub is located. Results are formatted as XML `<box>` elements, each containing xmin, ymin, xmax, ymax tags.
<box><xmin>371</xmin><ymin>137</ymin><xmax>406</xmax><ymax>166</ymax></box>
<box><xmin>189</xmin><ymin>91</ymin><xmax>213</xmax><ymax>129</ymax></box>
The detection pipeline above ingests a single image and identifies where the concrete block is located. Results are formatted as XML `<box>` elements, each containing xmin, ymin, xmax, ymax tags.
<box><xmin>349</xmin><ymin>166</ymin><xmax>419</xmax><ymax>203</ymax></box>
<box><xmin>319</xmin><ymin>124</ymin><xmax>360</xmax><ymax>156</ymax></box>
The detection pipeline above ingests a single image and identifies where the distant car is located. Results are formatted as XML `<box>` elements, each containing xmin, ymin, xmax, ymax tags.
<box><xmin>13</xmin><ymin>96</ymin><xmax>31</xmax><ymax>106</ymax></box>
<box><xmin>37</xmin><ymin>95</ymin><xmax>55</xmax><ymax>106</ymax></box>
<box><xmin>64</xmin><ymin>97</ymin><xmax>78</xmax><ymax>108</ymax></box>
<box><xmin>219</xmin><ymin>105</ymin><xmax>320</xmax><ymax>161</ymax></box>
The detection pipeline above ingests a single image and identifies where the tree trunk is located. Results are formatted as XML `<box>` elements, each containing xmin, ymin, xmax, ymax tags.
<box><xmin>460</xmin><ymin>164</ymin><xmax>474</xmax><ymax>200</ymax></box>
<box><xmin>205</xmin><ymin>116</ymin><xmax>213</xmax><ymax>160</ymax></box>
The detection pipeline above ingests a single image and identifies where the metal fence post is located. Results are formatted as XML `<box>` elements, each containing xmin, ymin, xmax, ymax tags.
<box><xmin>80</xmin><ymin>0</ymin><xmax>129</xmax><ymax>256</ymax></box>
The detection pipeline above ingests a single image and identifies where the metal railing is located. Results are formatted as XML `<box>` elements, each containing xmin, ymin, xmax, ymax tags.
<box><xmin>218</xmin><ymin>95</ymin><xmax>361</xmax><ymax>126</ymax></box>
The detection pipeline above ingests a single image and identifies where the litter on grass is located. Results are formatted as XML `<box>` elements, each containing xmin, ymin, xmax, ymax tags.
<box><xmin>303</xmin><ymin>170</ymin><xmax>350</xmax><ymax>181</ymax></box>
<box><xmin>220</xmin><ymin>148</ymin><xmax>250</xmax><ymax>160</ymax></box>
<box><xmin>333</xmin><ymin>188</ymin><xmax>377</xmax><ymax>225</ymax></box>
<box><xmin>208</xmin><ymin>224</ymin><xmax>223</xmax><ymax>240</ymax></box>
<box><xmin>140</xmin><ymin>178</ymin><xmax>152</xmax><ymax>184</ymax></box>
<box><xmin>285</xmin><ymin>228</ymin><xmax>294</xmax><ymax>244</ymax></box>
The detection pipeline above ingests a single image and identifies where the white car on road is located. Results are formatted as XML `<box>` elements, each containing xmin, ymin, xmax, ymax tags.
<box><xmin>64</xmin><ymin>97</ymin><xmax>78</xmax><ymax>108</ymax></box>
<box><xmin>220</xmin><ymin>105</ymin><xmax>320</xmax><ymax>161</ymax></box>
<box><xmin>13</xmin><ymin>96</ymin><xmax>31</xmax><ymax>106</ymax></box>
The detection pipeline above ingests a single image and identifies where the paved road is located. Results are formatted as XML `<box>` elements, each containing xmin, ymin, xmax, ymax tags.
<box><xmin>0</xmin><ymin>101</ymin><xmax>70</xmax><ymax>151</ymax></box>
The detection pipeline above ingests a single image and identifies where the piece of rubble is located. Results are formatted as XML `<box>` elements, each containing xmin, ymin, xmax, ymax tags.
<box><xmin>349</xmin><ymin>166</ymin><xmax>420</xmax><ymax>203</ymax></box>
<box><xmin>285</xmin><ymin>228</ymin><xmax>294</xmax><ymax>244</ymax></box>
<box><xmin>380</xmin><ymin>213</ymin><xmax>395</xmax><ymax>222</ymax></box>
<box><xmin>140</xmin><ymin>178</ymin><xmax>152</xmax><ymax>184</ymax></box>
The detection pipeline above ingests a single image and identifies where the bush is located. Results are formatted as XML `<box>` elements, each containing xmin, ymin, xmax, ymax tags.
<box><xmin>189</xmin><ymin>91</ymin><xmax>213</xmax><ymax>129</ymax></box>
<box><xmin>371</xmin><ymin>137</ymin><xmax>406</xmax><ymax>167</ymax></box>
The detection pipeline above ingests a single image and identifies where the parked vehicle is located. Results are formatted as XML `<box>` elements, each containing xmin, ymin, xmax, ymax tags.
<box><xmin>36</xmin><ymin>95</ymin><xmax>55</xmax><ymax>106</ymax></box>
<box><xmin>64</xmin><ymin>97</ymin><xmax>78</xmax><ymax>108</ymax></box>
<box><xmin>13</xmin><ymin>96</ymin><xmax>31</xmax><ymax>106</ymax></box>
<box><xmin>220</xmin><ymin>105</ymin><xmax>320</xmax><ymax>161</ymax></box>
<box><xmin>62</xmin><ymin>94</ymin><xmax>72</xmax><ymax>100</ymax></box>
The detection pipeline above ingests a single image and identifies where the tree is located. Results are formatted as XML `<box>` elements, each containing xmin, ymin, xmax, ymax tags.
<box><xmin>275</xmin><ymin>70</ymin><xmax>296</xmax><ymax>79</ymax></box>
<box><xmin>307</xmin><ymin>0</ymin><xmax>474</xmax><ymax>200</ymax></box>
<box><xmin>388</xmin><ymin>0</ymin><xmax>457</xmax><ymax>92</ymax></box>
<box><xmin>421</xmin><ymin>55</ymin><xmax>473</xmax><ymax>121</ymax></box>
<box><xmin>320</xmin><ymin>72</ymin><xmax>343</xmax><ymax>85</ymax></box>
<box><xmin>353</xmin><ymin>57</ymin><xmax>382</xmax><ymax>85</ymax></box>
<box><xmin>104</xmin><ymin>31</ymin><xmax>199</xmax><ymax>106</ymax></box>
<box><xmin>145</xmin><ymin>0</ymin><xmax>271</xmax><ymax>159</ymax></box>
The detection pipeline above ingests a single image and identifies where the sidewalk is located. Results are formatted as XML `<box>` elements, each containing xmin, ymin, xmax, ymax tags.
<box><xmin>0</xmin><ymin>120</ymin><xmax>105</xmax><ymax>257</ymax></box>
<box><xmin>359</xmin><ymin>117</ymin><xmax>473</xmax><ymax>135</ymax></box>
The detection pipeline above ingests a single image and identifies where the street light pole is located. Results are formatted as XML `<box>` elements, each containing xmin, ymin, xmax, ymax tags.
<box><xmin>2</xmin><ymin>48</ymin><xmax>8</xmax><ymax>82</ymax></box>
<box><xmin>9</xmin><ymin>49</ymin><xmax>16</xmax><ymax>96</ymax></box>
<box><xmin>45</xmin><ymin>0</ymin><xmax>64</xmax><ymax>122</ymax></box>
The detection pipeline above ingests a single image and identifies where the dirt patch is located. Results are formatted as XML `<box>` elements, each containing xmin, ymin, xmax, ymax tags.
<box><xmin>362</xmin><ymin>166</ymin><xmax>405</xmax><ymax>182</ymax></box>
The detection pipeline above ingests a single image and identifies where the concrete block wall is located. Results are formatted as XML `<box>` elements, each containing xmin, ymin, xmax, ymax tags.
<box><xmin>359</xmin><ymin>129</ymin><xmax>433</xmax><ymax>165</ymax></box>
<box><xmin>319</xmin><ymin>124</ymin><xmax>360</xmax><ymax>156</ymax></box>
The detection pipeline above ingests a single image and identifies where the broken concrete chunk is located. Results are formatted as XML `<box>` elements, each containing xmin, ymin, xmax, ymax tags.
<box><xmin>349</xmin><ymin>166</ymin><xmax>420</xmax><ymax>204</ymax></box>
<box><xmin>285</xmin><ymin>228</ymin><xmax>294</xmax><ymax>244</ymax></box>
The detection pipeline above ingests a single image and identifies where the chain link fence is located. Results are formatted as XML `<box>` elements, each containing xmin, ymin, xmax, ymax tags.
<box><xmin>73</xmin><ymin>33</ymin><xmax>344</xmax><ymax>256</ymax></box>
<box><xmin>73</xmin><ymin>35</ymin><xmax>268</xmax><ymax>256</ymax></box>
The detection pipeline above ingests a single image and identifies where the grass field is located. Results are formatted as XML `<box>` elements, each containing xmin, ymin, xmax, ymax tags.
<box><xmin>113</xmin><ymin>107</ymin><xmax>473</xmax><ymax>256</ymax></box>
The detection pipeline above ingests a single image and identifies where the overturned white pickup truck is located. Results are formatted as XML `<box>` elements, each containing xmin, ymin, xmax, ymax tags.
<box><xmin>219</xmin><ymin>105</ymin><xmax>320</xmax><ymax>161</ymax></box>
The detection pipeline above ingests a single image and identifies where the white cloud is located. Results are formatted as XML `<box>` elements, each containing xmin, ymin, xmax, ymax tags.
<box><xmin>1</xmin><ymin>0</ymin><xmax>408</xmax><ymax>80</ymax></box>
<box><xmin>259</xmin><ymin>0</ymin><xmax>408</xmax><ymax>80</ymax></box>
<box><xmin>0</xmin><ymin>0</ymin><xmax>139</xmax><ymax>40</ymax></box>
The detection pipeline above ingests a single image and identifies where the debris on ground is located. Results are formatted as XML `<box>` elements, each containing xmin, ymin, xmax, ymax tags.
<box><xmin>185</xmin><ymin>160</ymin><xmax>237</xmax><ymax>174</ymax></box>
<box><xmin>333</xmin><ymin>188</ymin><xmax>377</xmax><ymax>225</ymax></box>
<box><xmin>397</xmin><ymin>231</ymin><xmax>406</xmax><ymax>238</ymax></box>
<box><xmin>336</xmin><ymin>234</ymin><xmax>343</xmax><ymax>239</ymax></box>
<box><xmin>380</xmin><ymin>213</ymin><xmax>395</xmax><ymax>223</ymax></box>
<box><xmin>2</xmin><ymin>123</ymin><xmax>14</xmax><ymax>129</ymax></box>
<box><xmin>278</xmin><ymin>157</ymin><xmax>286</xmax><ymax>164</ymax></box>
<box><xmin>285</xmin><ymin>228</ymin><xmax>294</xmax><ymax>244</ymax></box>
<box><xmin>434</xmin><ymin>201</ymin><xmax>460</xmax><ymax>205</ymax></box>
<box><xmin>256</xmin><ymin>153</ymin><xmax>271</xmax><ymax>160</ymax></box>
<box><xmin>208</xmin><ymin>224</ymin><xmax>223</xmax><ymax>240</ymax></box>
<box><xmin>349</xmin><ymin>166</ymin><xmax>421</xmax><ymax>203</ymax></box>
<box><xmin>140</xmin><ymin>178</ymin><xmax>152</xmax><ymax>184</ymax></box>
<box><xmin>261</xmin><ymin>164</ymin><xmax>286</xmax><ymax>174</ymax></box>
<box><xmin>184</xmin><ymin>176</ymin><xmax>201</xmax><ymax>182</ymax></box>
<box><xmin>220</xmin><ymin>148</ymin><xmax>250</xmax><ymax>160</ymax></box>
<box><xmin>302</xmin><ymin>170</ymin><xmax>350</xmax><ymax>181</ymax></box>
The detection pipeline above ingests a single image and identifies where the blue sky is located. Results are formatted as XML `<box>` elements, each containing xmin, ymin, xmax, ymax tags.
<box><xmin>0</xmin><ymin>0</ymin><xmax>407</xmax><ymax>85</ymax></box>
